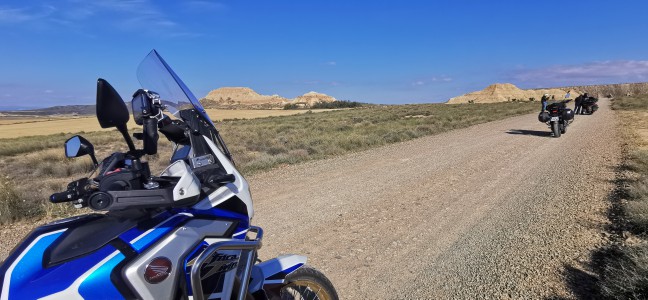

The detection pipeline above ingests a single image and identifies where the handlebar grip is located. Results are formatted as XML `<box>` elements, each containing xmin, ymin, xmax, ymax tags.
<box><xmin>50</xmin><ymin>191</ymin><xmax>74</xmax><ymax>203</ymax></box>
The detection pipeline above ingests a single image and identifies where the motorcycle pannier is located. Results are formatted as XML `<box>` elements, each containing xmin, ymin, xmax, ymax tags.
<box><xmin>562</xmin><ymin>108</ymin><xmax>574</xmax><ymax>121</ymax></box>
<box><xmin>538</xmin><ymin>111</ymin><xmax>550</xmax><ymax>122</ymax></box>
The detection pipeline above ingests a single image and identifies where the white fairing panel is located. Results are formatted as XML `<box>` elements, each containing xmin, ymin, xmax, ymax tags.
<box><xmin>160</xmin><ymin>160</ymin><xmax>201</xmax><ymax>202</ymax></box>
<box><xmin>192</xmin><ymin>136</ymin><xmax>254</xmax><ymax>219</ymax></box>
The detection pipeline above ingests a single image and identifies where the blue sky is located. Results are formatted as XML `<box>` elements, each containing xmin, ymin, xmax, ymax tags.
<box><xmin>1</xmin><ymin>0</ymin><xmax>647</xmax><ymax>108</ymax></box>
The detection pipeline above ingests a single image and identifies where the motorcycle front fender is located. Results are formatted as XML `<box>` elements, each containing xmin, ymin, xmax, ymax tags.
<box><xmin>248</xmin><ymin>254</ymin><xmax>307</xmax><ymax>293</ymax></box>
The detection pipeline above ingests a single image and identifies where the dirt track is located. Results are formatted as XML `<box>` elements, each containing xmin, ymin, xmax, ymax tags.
<box><xmin>251</xmin><ymin>99</ymin><xmax>620</xmax><ymax>299</ymax></box>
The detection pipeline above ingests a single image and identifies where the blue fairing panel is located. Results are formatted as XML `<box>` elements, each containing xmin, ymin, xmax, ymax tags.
<box><xmin>0</xmin><ymin>229</ymin><xmax>126</xmax><ymax>299</ymax></box>
<box><xmin>1</xmin><ymin>230</ymin><xmax>66</xmax><ymax>299</ymax></box>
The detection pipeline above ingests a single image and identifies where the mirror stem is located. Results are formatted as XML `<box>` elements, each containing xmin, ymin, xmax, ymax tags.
<box><xmin>89</xmin><ymin>153</ymin><xmax>99</xmax><ymax>166</ymax></box>
<box><xmin>117</xmin><ymin>124</ymin><xmax>136</xmax><ymax>152</ymax></box>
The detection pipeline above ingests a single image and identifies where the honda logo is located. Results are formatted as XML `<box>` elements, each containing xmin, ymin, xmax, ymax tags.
<box><xmin>144</xmin><ymin>257</ymin><xmax>172</xmax><ymax>284</ymax></box>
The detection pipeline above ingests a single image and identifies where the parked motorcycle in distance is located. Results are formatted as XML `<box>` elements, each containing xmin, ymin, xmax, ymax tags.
<box><xmin>538</xmin><ymin>100</ymin><xmax>574</xmax><ymax>138</ymax></box>
<box><xmin>0</xmin><ymin>50</ymin><xmax>339</xmax><ymax>300</ymax></box>
<box><xmin>580</xmin><ymin>96</ymin><xmax>599</xmax><ymax>115</ymax></box>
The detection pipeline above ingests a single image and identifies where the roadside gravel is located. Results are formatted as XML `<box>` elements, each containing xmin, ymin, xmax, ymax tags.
<box><xmin>250</xmin><ymin>99</ymin><xmax>619</xmax><ymax>299</ymax></box>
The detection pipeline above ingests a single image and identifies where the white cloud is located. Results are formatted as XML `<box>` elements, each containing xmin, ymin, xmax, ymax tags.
<box><xmin>44</xmin><ymin>89</ymin><xmax>53</xmax><ymax>93</ymax></box>
<box><xmin>411</xmin><ymin>76</ymin><xmax>452</xmax><ymax>86</ymax></box>
<box><xmin>325</xmin><ymin>61</ymin><xmax>337</xmax><ymax>66</ymax></box>
<box><xmin>511</xmin><ymin>60</ymin><xmax>648</xmax><ymax>86</ymax></box>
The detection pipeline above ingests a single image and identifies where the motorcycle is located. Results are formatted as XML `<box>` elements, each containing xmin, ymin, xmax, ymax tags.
<box><xmin>538</xmin><ymin>100</ymin><xmax>574</xmax><ymax>138</ymax></box>
<box><xmin>580</xmin><ymin>97</ymin><xmax>599</xmax><ymax>115</ymax></box>
<box><xmin>0</xmin><ymin>50</ymin><xmax>338</xmax><ymax>300</ymax></box>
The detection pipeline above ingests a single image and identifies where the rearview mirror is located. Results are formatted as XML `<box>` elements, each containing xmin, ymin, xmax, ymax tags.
<box><xmin>131</xmin><ymin>91</ymin><xmax>150</xmax><ymax>126</ymax></box>
<box><xmin>65</xmin><ymin>135</ymin><xmax>98</xmax><ymax>166</ymax></box>
<box><xmin>96</xmin><ymin>79</ymin><xmax>129</xmax><ymax>129</ymax></box>
<box><xmin>96</xmin><ymin>78</ymin><xmax>136</xmax><ymax>152</ymax></box>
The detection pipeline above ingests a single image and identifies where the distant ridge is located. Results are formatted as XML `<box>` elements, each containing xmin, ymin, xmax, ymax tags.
<box><xmin>447</xmin><ymin>82</ymin><xmax>648</xmax><ymax>104</ymax></box>
<box><xmin>552</xmin><ymin>82</ymin><xmax>648</xmax><ymax>97</ymax></box>
<box><xmin>447</xmin><ymin>83</ymin><xmax>574</xmax><ymax>104</ymax></box>
<box><xmin>0</xmin><ymin>105</ymin><xmax>96</xmax><ymax>116</ymax></box>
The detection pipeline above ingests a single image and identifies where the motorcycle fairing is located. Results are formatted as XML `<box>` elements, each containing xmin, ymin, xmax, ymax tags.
<box><xmin>248</xmin><ymin>254</ymin><xmax>307</xmax><ymax>293</ymax></box>
<box><xmin>0</xmin><ymin>212</ymin><xmax>192</xmax><ymax>299</ymax></box>
<box><xmin>1</xmin><ymin>229</ymin><xmax>126</xmax><ymax>300</ymax></box>
<box><xmin>122</xmin><ymin>218</ymin><xmax>237</xmax><ymax>299</ymax></box>
<box><xmin>192</xmin><ymin>136</ymin><xmax>254</xmax><ymax>220</ymax></box>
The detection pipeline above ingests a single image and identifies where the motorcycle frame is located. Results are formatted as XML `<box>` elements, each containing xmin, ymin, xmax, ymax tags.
<box><xmin>190</xmin><ymin>226</ymin><xmax>263</xmax><ymax>300</ymax></box>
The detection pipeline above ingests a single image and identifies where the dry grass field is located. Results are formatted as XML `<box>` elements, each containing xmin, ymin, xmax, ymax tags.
<box><xmin>593</xmin><ymin>95</ymin><xmax>648</xmax><ymax>298</ymax></box>
<box><xmin>0</xmin><ymin>109</ymin><xmax>333</xmax><ymax>139</ymax></box>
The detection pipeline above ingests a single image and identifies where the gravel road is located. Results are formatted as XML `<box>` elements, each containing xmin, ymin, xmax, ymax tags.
<box><xmin>250</xmin><ymin>99</ymin><xmax>620</xmax><ymax>299</ymax></box>
<box><xmin>0</xmin><ymin>100</ymin><xmax>619</xmax><ymax>299</ymax></box>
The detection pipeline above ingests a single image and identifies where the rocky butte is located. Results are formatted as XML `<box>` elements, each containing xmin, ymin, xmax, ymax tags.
<box><xmin>447</xmin><ymin>83</ymin><xmax>577</xmax><ymax>104</ymax></box>
<box><xmin>201</xmin><ymin>87</ymin><xmax>337</xmax><ymax>109</ymax></box>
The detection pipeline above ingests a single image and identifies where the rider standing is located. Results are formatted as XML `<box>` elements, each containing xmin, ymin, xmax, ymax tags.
<box><xmin>541</xmin><ymin>94</ymin><xmax>549</xmax><ymax>111</ymax></box>
<box><xmin>574</xmin><ymin>93</ymin><xmax>584</xmax><ymax>115</ymax></box>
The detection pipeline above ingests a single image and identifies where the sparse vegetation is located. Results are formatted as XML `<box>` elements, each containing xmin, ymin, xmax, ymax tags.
<box><xmin>284</xmin><ymin>100</ymin><xmax>366</xmax><ymax>110</ymax></box>
<box><xmin>310</xmin><ymin>100</ymin><xmax>365</xmax><ymax>109</ymax></box>
<box><xmin>283</xmin><ymin>103</ymin><xmax>301</xmax><ymax>110</ymax></box>
<box><xmin>594</xmin><ymin>95</ymin><xmax>648</xmax><ymax>297</ymax></box>
<box><xmin>0</xmin><ymin>101</ymin><xmax>538</xmax><ymax>224</ymax></box>
<box><xmin>595</xmin><ymin>244</ymin><xmax>648</xmax><ymax>299</ymax></box>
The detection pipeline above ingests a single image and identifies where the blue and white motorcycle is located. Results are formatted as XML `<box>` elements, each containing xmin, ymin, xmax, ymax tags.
<box><xmin>0</xmin><ymin>50</ymin><xmax>338</xmax><ymax>300</ymax></box>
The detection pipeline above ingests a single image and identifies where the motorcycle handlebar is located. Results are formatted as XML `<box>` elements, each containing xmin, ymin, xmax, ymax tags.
<box><xmin>49</xmin><ymin>177</ymin><xmax>91</xmax><ymax>204</ymax></box>
<box><xmin>50</xmin><ymin>191</ymin><xmax>75</xmax><ymax>203</ymax></box>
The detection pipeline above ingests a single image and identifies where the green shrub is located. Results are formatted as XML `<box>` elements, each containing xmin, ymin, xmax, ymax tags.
<box><xmin>283</xmin><ymin>103</ymin><xmax>300</xmax><ymax>110</ymax></box>
<box><xmin>311</xmin><ymin>100</ymin><xmax>365</xmax><ymax>109</ymax></box>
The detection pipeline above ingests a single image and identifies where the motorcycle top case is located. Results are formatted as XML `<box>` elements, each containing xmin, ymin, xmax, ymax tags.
<box><xmin>562</xmin><ymin>108</ymin><xmax>574</xmax><ymax>121</ymax></box>
<box><xmin>538</xmin><ymin>111</ymin><xmax>550</xmax><ymax>122</ymax></box>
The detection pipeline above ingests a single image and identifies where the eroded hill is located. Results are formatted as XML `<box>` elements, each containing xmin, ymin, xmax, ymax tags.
<box><xmin>201</xmin><ymin>87</ymin><xmax>336</xmax><ymax>109</ymax></box>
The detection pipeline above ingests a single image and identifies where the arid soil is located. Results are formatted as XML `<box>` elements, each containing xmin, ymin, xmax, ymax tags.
<box><xmin>0</xmin><ymin>100</ymin><xmax>619</xmax><ymax>299</ymax></box>
<box><xmin>250</xmin><ymin>99</ymin><xmax>619</xmax><ymax>298</ymax></box>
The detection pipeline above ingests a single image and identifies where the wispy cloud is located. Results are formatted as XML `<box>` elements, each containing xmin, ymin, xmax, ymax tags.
<box><xmin>0</xmin><ymin>1</ymin><xmax>203</xmax><ymax>38</ymax></box>
<box><xmin>325</xmin><ymin>61</ymin><xmax>337</xmax><ymax>66</ymax></box>
<box><xmin>510</xmin><ymin>60</ymin><xmax>648</xmax><ymax>86</ymax></box>
<box><xmin>0</xmin><ymin>5</ymin><xmax>55</xmax><ymax>23</ymax></box>
<box><xmin>411</xmin><ymin>76</ymin><xmax>452</xmax><ymax>86</ymax></box>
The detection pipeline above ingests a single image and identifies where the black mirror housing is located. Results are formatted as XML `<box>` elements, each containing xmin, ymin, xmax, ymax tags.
<box><xmin>96</xmin><ymin>78</ymin><xmax>136</xmax><ymax>152</ymax></box>
<box><xmin>96</xmin><ymin>79</ymin><xmax>130</xmax><ymax>129</ymax></box>
<box><xmin>65</xmin><ymin>135</ymin><xmax>98</xmax><ymax>165</ymax></box>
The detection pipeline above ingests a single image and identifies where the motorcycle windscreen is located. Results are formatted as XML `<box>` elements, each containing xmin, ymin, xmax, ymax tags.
<box><xmin>136</xmin><ymin>49</ymin><xmax>215</xmax><ymax>126</ymax></box>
